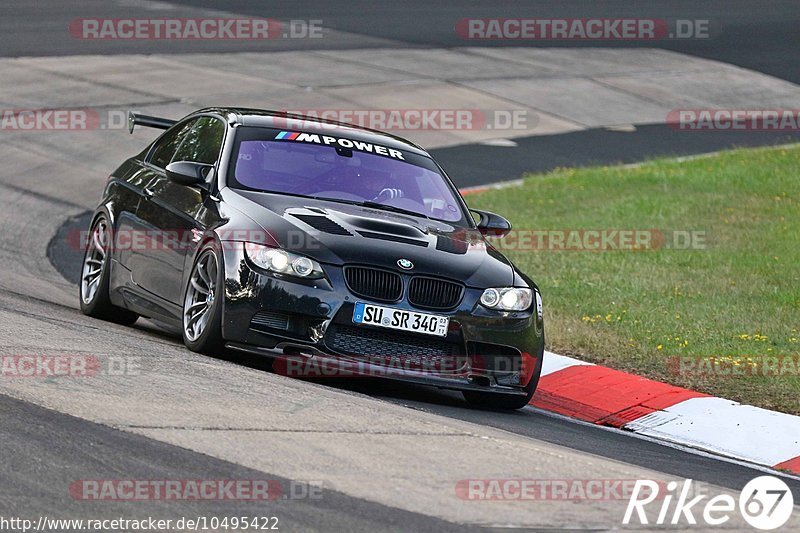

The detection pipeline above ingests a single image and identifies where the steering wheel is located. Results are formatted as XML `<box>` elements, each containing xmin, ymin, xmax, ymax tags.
<box><xmin>377</xmin><ymin>196</ymin><xmax>428</xmax><ymax>214</ymax></box>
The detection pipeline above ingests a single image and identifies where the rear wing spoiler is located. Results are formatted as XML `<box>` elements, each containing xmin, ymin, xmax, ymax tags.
<box><xmin>127</xmin><ymin>111</ymin><xmax>176</xmax><ymax>134</ymax></box>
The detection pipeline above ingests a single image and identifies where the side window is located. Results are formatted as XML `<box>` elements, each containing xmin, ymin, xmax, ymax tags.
<box><xmin>171</xmin><ymin>117</ymin><xmax>225</xmax><ymax>166</ymax></box>
<box><xmin>148</xmin><ymin>119</ymin><xmax>198</xmax><ymax>169</ymax></box>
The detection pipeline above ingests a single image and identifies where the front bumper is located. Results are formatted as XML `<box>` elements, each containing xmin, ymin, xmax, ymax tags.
<box><xmin>220</xmin><ymin>246</ymin><xmax>544</xmax><ymax>394</ymax></box>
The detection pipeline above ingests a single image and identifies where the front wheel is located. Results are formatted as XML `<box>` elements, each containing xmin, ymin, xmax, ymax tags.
<box><xmin>182</xmin><ymin>245</ymin><xmax>224</xmax><ymax>354</ymax></box>
<box><xmin>79</xmin><ymin>214</ymin><xmax>139</xmax><ymax>325</ymax></box>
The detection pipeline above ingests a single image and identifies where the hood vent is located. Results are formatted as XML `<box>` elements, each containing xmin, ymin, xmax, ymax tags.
<box><xmin>357</xmin><ymin>231</ymin><xmax>428</xmax><ymax>247</ymax></box>
<box><xmin>347</xmin><ymin>217</ymin><xmax>426</xmax><ymax>237</ymax></box>
<box><xmin>292</xmin><ymin>214</ymin><xmax>352</xmax><ymax>236</ymax></box>
<box><xmin>435</xmin><ymin>234</ymin><xmax>469</xmax><ymax>255</ymax></box>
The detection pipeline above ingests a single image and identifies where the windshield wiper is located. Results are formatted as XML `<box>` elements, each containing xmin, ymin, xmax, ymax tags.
<box><xmin>358</xmin><ymin>201</ymin><xmax>432</xmax><ymax>220</ymax></box>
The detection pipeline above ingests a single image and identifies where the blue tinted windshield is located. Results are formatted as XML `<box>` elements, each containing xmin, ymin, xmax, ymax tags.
<box><xmin>228</xmin><ymin>128</ymin><xmax>465</xmax><ymax>223</ymax></box>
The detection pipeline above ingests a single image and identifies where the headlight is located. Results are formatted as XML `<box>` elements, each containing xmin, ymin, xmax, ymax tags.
<box><xmin>244</xmin><ymin>243</ymin><xmax>324</xmax><ymax>279</ymax></box>
<box><xmin>480</xmin><ymin>287</ymin><xmax>533</xmax><ymax>311</ymax></box>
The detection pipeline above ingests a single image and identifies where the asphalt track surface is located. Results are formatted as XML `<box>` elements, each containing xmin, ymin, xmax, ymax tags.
<box><xmin>4</xmin><ymin>0</ymin><xmax>800</xmax><ymax>84</ymax></box>
<box><xmin>0</xmin><ymin>394</ymin><xmax>476</xmax><ymax>533</ymax></box>
<box><xmin>434</xmin><ymin>125</ymin><xmax>800</xmax><ymax>188</ymax></box>
<box><xmin>3</xmin><ymin>1</ymin><xmax>800</xmax><ymax>530</ymax></box>
<box><xmin>3</xmin><ymin>0</ymin><xmax>799</xmax><ymax>182</ymax></box>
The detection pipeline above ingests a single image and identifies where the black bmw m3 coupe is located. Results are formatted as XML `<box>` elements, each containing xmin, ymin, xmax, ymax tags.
<box><xmin>80</xmin><ymin>108</ymin><xmax>544</xmax><ymax>409</ymax></box>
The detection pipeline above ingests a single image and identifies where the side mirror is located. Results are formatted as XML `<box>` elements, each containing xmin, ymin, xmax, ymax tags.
<box><xmin>472</xmin><ymin>209</ymin><xmax>512</xmax><ymax>238</ymax></box>
<box><xmin>165</xmin><ymin>161</ymin><xmax>213</xmax><ymax>186</ymax></box>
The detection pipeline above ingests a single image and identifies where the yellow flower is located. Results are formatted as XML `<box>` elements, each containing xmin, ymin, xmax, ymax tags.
<box><xmin>657</xmin><ymin>344</ymin><xmax>663</xmax><ymax>350</ymax></box>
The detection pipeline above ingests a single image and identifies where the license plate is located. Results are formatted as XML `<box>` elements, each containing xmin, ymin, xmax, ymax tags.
<box><xmin>352</xmin><ymin>302</ymin><xmax>449</xmax><ymax>337</ymax></box>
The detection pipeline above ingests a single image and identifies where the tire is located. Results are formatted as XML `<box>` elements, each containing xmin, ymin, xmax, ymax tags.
<box><xmin>79</xmin><ymin>214</ymin><xmax>139</xmax><ymax>326</ymax></box>
<box><xmin>182</xmin><ymin>244</ymin><xmax>224</xmax><ymax>354</ymax></box>
<box><xmin>462</xmin><ymin>342</ymin><xmax>544</xmax><ymax>410</ymax></box>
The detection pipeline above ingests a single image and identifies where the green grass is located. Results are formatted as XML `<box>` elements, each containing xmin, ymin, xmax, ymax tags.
<box><xmin>466</xmin><ymin>145</ymin><xmax>800</xmax><ymax>413</ymax></box>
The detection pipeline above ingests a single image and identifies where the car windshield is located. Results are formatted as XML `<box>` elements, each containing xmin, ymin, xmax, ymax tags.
<box><xmin>228</xmin><ymin>127</ymin><xmax>466</xmax><ymax>223</ymax></box>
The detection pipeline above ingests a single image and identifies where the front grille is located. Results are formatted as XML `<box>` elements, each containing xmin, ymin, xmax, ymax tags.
<box><xmin>325</xmin><ymin>324</ymin><xmax>463</xmax><ymax>369</ymax></box>
<box><xmin>343</xmin><ymin>266</ymin><xmax>403</xmax><ymax>302</ymax></box>
<box><xmin>408</xmin><ymin>277</ymin><xmax>464</xmax><ymax>310</ymax></box>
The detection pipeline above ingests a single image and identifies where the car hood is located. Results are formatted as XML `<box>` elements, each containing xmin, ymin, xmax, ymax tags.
<box><xmin>221</xmin><ymin>189</ymin><xmax>516</xmax><ymax>288</ymax></box>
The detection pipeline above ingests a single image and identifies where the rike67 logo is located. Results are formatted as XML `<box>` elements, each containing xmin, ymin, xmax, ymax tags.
<box><xmin>624</xmin><ymin>476</ymin><xmax>793</xmax><ymax>530</ymax></box>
